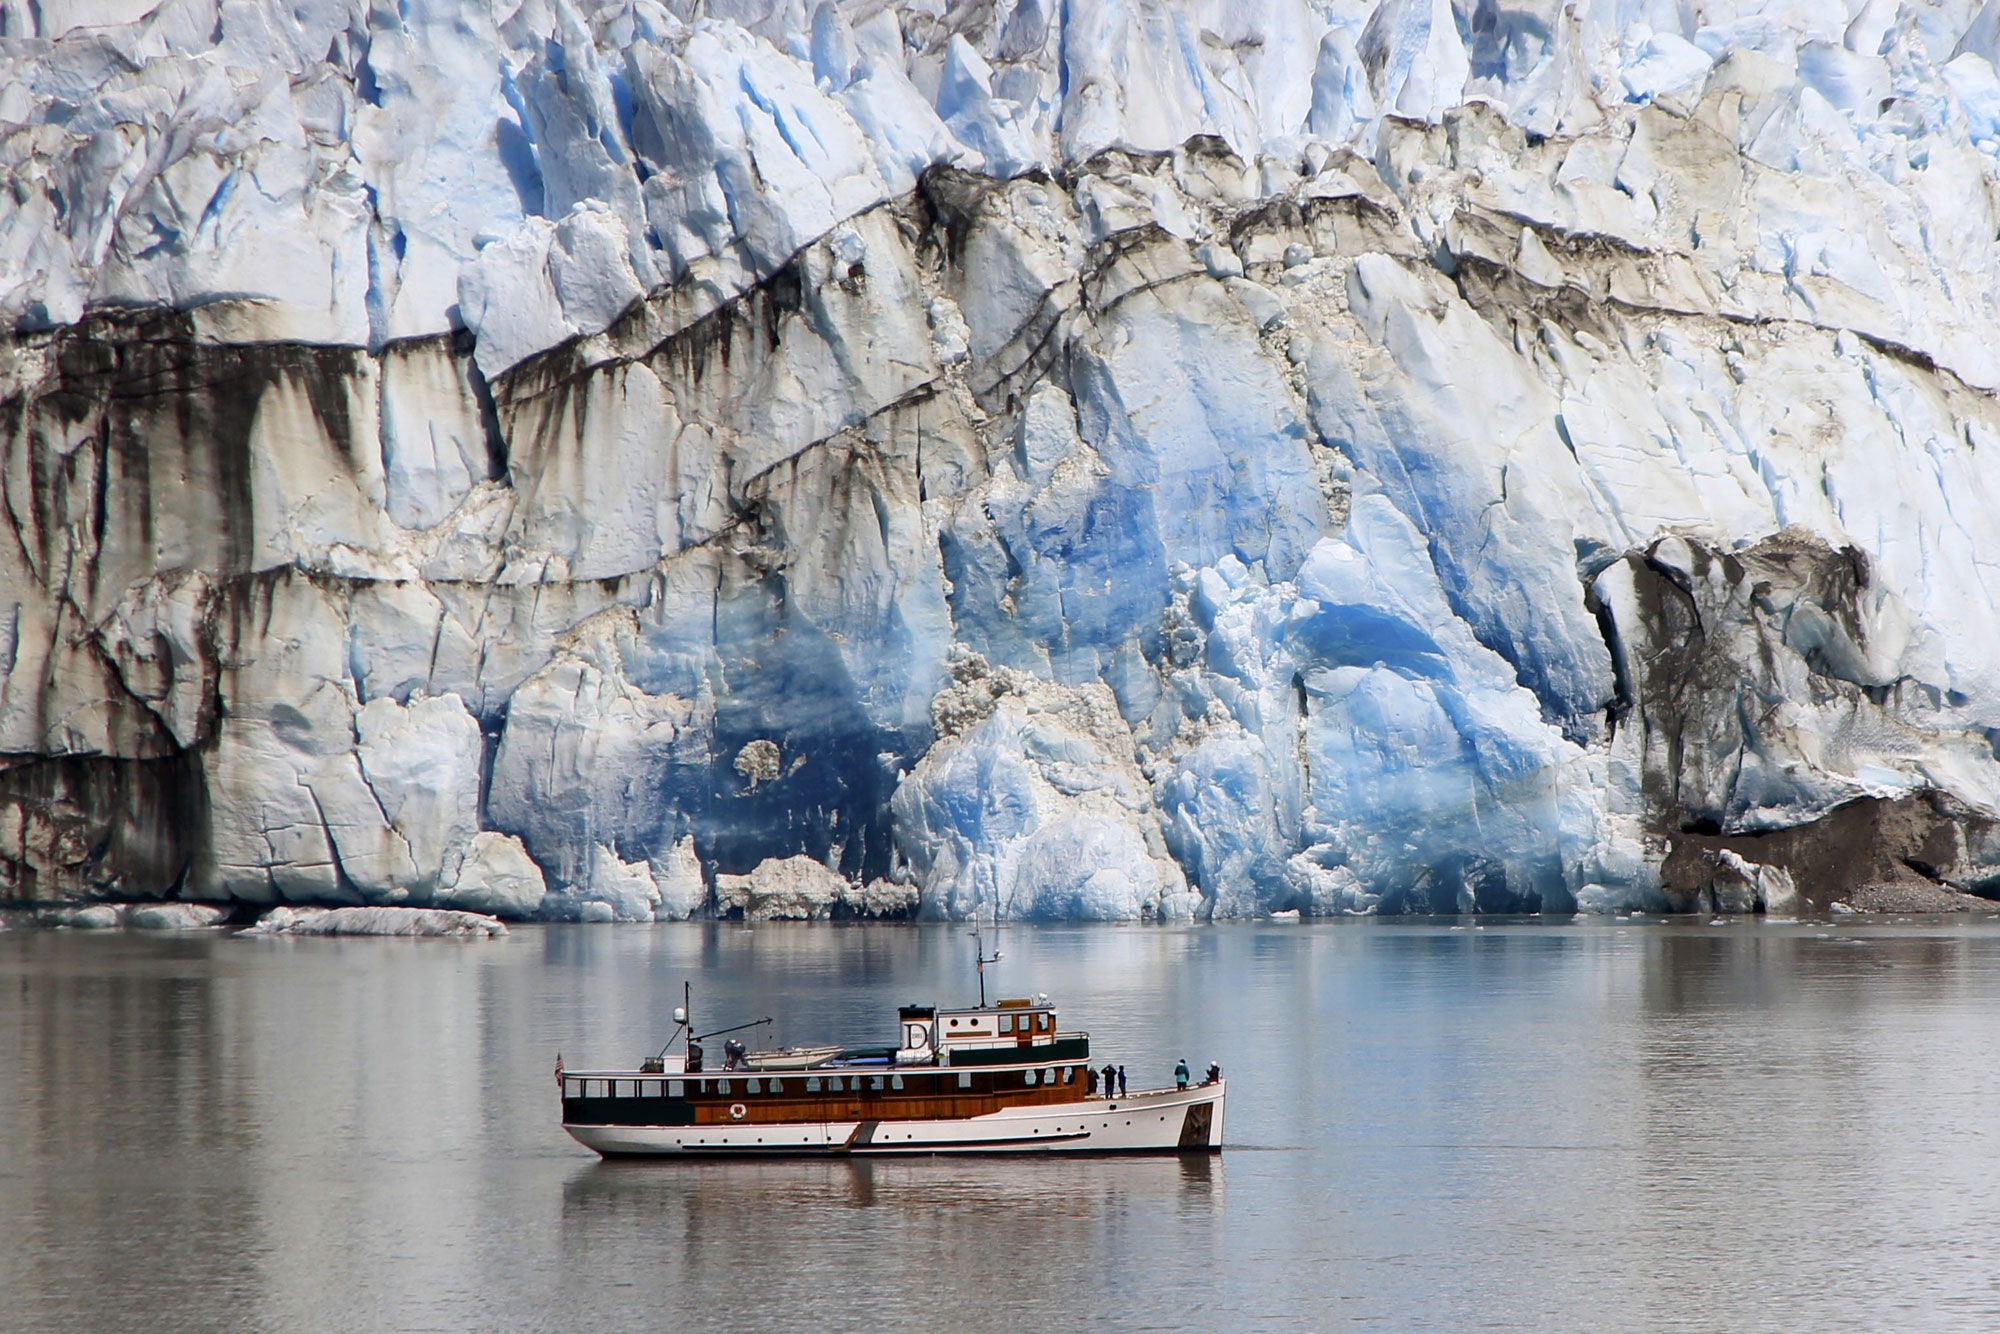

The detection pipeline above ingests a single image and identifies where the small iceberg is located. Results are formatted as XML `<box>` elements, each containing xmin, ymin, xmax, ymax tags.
<box><xmin>244</xmin><ymin>906</ymin><xmax>507</xmax><ymax>938</ymax></box>
<box><xmin>128</xmin><ymin>904</ymin><xmax>229</xmax><ymax>931</ymax></box>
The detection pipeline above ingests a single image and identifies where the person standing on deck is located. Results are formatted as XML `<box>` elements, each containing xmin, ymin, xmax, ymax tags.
<box><xmin>1174</xmin><ymin>1059</ymin><xmax>1190</xmax><ymax>1090</ymax></box>
<box><xmin>1117</xmin><ymin>1065</ymin><xmax>1127</xmax><ymax>1097</ymax></box>
<box><xmin>1102</xmin><ymin>1063</ymin><xmax>1116</xmax><ymax>1098</ymax></box>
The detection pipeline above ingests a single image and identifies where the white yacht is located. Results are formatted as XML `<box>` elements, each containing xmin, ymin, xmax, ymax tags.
<box><xmin>558</xmin><ymin>987</ymin><xmax>1225</xmax><ymax>1158</ymax></box>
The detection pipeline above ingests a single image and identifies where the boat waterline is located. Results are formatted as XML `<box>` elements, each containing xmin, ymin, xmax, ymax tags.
<box><xmin>565</xmin><ymin>1080</ymin><xmax>1226</xmax><ymax>1156</ymax></box>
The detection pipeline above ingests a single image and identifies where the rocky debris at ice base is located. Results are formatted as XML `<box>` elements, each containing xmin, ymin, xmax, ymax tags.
<box><xmin>1695</xmin><ymin>850</ymin><xmax>1800</xmax><ymax>916</ymax></box>
<box><xmin>713</xmin><ymin>855</ymin><xmax>916</xmax><ymax>921</ymax></box>
<box><xmin>1845</xmin><ymin>883</ymin><xmax>1998</xmax><ymax>912</ymax></box>
<box><xmin>127</xmin><ymin>904</ymin><xmax>230</xmax><ymax>930</ymax></box>
<box><xmin>244</xmin><ymin>906</ymin><xmax>507</xmax><ymax>937</ymax></box>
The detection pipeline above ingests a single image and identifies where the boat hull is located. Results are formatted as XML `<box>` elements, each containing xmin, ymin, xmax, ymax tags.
<box><xmin>565</xmin><ymin>1082</ymin><xmax>1225</xmax><ymax>1158</ymax></box>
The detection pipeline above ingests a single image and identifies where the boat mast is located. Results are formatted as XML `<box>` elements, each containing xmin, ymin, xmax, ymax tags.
<box><xmin>971</xmin><ymin>913</ymin><xmax>1002</xmax><ymax>1008</ymax></box>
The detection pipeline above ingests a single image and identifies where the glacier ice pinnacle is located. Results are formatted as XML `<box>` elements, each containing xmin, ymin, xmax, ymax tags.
<box><xmin>7</xmin><ymin>0</ymin><xmax>2000</xmax><ymax>920</ymax></box>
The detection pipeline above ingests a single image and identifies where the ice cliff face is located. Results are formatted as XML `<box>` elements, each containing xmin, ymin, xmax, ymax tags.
<box><xmin>10</xmin><ymin>0</ymin><xmax>2000</xmax><ymax>919</ymax></box>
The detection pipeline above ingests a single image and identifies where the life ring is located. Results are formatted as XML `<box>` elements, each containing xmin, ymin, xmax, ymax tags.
<box><xmin>729</xmin><ymin>1103</ymin><xmax>747</xmax><ymax>1121</ymax></box>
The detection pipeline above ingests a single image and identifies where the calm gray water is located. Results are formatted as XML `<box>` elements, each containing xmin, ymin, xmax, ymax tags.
<box><xmin>5</xmin><ymin>916</ymin><xmax>2000</xmax><ymax>1331</ymax></box>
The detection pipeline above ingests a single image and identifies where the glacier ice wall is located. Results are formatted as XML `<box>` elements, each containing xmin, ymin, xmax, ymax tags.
<box><xmin>9</xmin><ymin>0</ymin><xmax>2000</xmax><ymax>917</ymax></box>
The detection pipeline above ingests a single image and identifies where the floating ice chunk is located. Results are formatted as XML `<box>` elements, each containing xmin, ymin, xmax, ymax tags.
<box><xmin>128</xmin><ymin>904</ymin><xmax>228</xmax><ymax>930</ymax></box>
<box><xmin>244</xmin><ymin>906</ymin><xmax>507</xmax><ymax>937</ymax></box>
<box><xmin>38</xmin><ymin>905</ymin><xmax>124</xmax><ymax>929</ymax></box>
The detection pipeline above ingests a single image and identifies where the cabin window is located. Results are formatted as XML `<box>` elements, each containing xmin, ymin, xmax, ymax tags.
<box><xmin>868</xmin><ymin>1075</ymin><xmax>885</xmax><ymax>1091</ymax></box>
<box><xmin>586</xmin><ymin>1080</ymin><xmax>606</xmax><ymax>1098</ymax></box>
<box><xmin>999</xmin><ymin>1015</ymin><xmax>1014</xmax><ymax>1034</ymax></box>
<box><xmin>890</xmin><ymin>1074</ymin><xmax>905</xmax><ymax>1090</ymax></box>
<box><xmin>668</xmin><ymin>1081</ymin><xmax>684</xmax><ymax>1098</ymax></box>
<box><xmin>747</xmin><ymin>1079</ymin><xmax>762</xmax><ymax>1094</ymax></box>
<box><xmin>805</xmin><ymin>1077</ymin><xmax>820</xmax><ymax>1092</ymax></box>
<box><xmin>1023</xmin><ymin>1070</ymin><xmax>1038</xmax><ymax>1086</ymax></box>
<box><xmin>1040</xmin><ymin>1014</ymin><xmax>1052</xmax><ymax>1032</ymax></box>
<box><xmin>768</xmin><ymin>1078</ymin><xmax>784</xmax><ymax>1093</ymax></box>
<box><xmin>1061</xmin><ymin>1067</ymin><xmax>1073</xmax><ymax>1084</ymax></box>
<box><xmin>948</xmin><ymin>1018</ymin><xmax>959</xmax><ymax>1028</ymax></box>
<box><xmin>641</xmin><ymin>1081</ymin><xmax>660</xmax><ymax>1097</ymax></box>
<box><xmin>1044</xmin><ymin>1068</ymin><xmax>1055</xmax><ymax>1084</ymax></box>
<box><xmin>717</xmin><ymin>1079</ymin><xmax>731</xmax><ymax>1095</ymax></box>
<box><xmin>957</xmin><ymin>1072</ymin><xmax>972</xmax><ymax>1090</ymax></box>
<box><xmin>826</xmin><ymin>1076</ymin><xmax>843</xmax><ymax>1092</ymax></box>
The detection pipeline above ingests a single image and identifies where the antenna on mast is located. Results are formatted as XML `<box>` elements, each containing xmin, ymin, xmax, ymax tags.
<box><xmin>970</xmin><ymin>910</ymin><xmax>1003</xmax><ymax>1008</ymax></box>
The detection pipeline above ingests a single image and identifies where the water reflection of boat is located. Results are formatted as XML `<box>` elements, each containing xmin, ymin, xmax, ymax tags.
<box><xmin>558</xmin><ymin>978</ymin><xmax>1226</xmax><ymax>1158</ymax></box>
<box><xmin>556</xmin><ymin>1154</ymin><xmax>1225</xmax><ymax>1308</ymax></box>
<box><xmin>561</xmin><ymin>1152</ymin><xmax>1221</xmax><ymax>1223</ymax></box>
